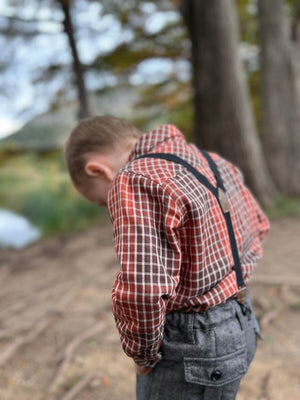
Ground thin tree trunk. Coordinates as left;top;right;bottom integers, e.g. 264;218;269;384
258;0;300;195
180;0;277;207
59;0;90;119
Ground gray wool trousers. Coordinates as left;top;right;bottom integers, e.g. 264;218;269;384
136;290;262;400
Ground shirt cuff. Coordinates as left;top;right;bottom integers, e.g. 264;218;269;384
133;351;162;369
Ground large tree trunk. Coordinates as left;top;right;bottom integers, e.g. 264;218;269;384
59;0;90;119
180;0;278;206
258;0;300;195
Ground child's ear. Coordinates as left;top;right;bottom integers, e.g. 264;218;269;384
85;161;114;181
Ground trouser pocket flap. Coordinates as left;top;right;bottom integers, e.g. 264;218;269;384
184;348;248;387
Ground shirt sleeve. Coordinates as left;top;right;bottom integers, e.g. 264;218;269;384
233;164;270;244
108;172;184;368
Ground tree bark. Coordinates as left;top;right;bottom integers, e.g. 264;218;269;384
180;0;278;206
258;0;300;195
59;0;90;119
291;0;300;41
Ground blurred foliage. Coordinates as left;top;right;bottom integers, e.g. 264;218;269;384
132;80;194;139
0;124;69;151
0;151;108;237
237;0;258;45
1;0;299;133
93;22;188;74
265;196;300;220
2;0;286;143
1;0;300;243
285;0;299;18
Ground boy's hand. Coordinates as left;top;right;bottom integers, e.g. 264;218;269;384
134;362;153;376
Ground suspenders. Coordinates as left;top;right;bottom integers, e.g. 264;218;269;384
135;151;247;304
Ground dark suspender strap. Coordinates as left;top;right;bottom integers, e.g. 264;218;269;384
199;150;245;290
135;152;246;297
200;149;225;192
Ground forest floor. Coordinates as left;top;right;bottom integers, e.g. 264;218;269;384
0;216;300;400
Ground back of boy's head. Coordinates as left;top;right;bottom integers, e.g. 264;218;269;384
64;115;143;187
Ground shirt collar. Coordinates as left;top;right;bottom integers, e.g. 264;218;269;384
128;124;186;162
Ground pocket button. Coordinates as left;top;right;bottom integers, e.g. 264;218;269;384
210;369;222;382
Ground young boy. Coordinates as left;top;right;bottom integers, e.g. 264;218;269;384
64;115;270;400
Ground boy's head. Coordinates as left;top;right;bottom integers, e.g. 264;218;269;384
64;115;143;206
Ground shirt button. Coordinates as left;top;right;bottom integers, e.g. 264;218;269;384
210;369;222;381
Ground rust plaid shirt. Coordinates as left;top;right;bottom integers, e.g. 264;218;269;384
107;124;270;368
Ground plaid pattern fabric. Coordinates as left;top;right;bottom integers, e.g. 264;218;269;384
107;124;270;368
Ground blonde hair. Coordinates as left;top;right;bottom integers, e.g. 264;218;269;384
64;115;143;186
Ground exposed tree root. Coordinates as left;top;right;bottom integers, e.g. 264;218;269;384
0;314;55;367
0;281;80;321
261;371;272;400
45;321;106;400
60;374;96;400
257;282;299;329
260;309;281;330
0;286;79;366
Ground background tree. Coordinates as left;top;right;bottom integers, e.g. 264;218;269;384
1;0;299;205
180;0;277;206
0;0;189;126
58;0;90;118
258;0;300;195
0;0;89;121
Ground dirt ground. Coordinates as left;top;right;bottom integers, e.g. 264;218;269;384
0;215;299;400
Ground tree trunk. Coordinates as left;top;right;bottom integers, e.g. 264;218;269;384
258;0;300;195
59;0;90;119
180;0;278;206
